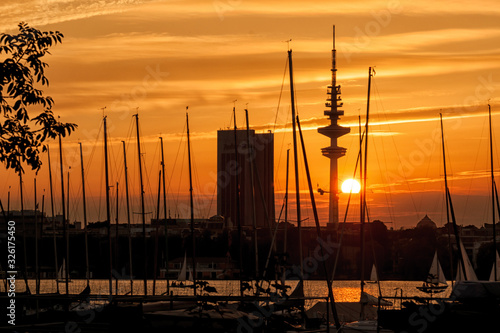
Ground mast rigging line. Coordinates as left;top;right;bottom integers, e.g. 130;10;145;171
489;103;498;281
288;49;304;281
108;133;121;194
137;123;158;223
273;55;289;133
331;126;365;282
123;117;139;223
104;118;127;224
440;113;468;281
71;119;108;224
186;109;197;296
371;76;415;224
274;105;291;201
359;67;373;322
417;121;441;219
365;203;383;297
190;143;211;219
228;108;234;131
461;115;488;224
146;140;162;220
91;117;126;226
171;121;187;218
134;113;148;296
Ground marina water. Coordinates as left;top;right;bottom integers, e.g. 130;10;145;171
8;279;452;309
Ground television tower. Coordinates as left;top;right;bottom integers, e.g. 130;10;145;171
318;25;350;227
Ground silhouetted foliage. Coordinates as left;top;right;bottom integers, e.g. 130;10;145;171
0;22;76;174
395;226;438;280
476;241;500;279
370;220;389;245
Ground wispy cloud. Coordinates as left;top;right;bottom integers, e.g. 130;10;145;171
249;103;500;135
340;28;500;54
0;0;157;31
370;168;497;193
402;0;500;15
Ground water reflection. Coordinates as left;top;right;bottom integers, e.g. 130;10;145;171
12;279;452;302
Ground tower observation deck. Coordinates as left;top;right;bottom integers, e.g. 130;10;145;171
317;26;350;228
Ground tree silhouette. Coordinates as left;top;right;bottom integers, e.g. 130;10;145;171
0;22;76;174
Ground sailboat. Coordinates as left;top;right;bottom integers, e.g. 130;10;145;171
378;113;500;333
170;253;194;289
57;258;71;283
455;241;478;282
488;103;500;282
489;251;500;281
177;254;187;282
416;251;448;294
367;264;378;284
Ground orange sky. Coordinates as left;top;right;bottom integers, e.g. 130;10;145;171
1;0;500;229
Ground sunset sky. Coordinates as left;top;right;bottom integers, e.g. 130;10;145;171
1;0;500;229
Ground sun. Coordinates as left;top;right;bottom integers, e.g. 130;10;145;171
341;179;361;194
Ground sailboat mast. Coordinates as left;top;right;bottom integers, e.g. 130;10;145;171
67;169;70;225
232;105;244;296
103;116;113;296
186;109;197;296
245;108;259;281
489;104;497;281
360;68;373;313
358;114;363;285
153;170;161;296
115;181;119;295
122;140;134;294
284;148;289;256
495;182;500;248
19;172;30;294
297;116;341;329
0;200;7;291
47;146;59;294
39;191;44;279
34;178;39;294
440;114;467;280
160;136;169;293
58;133;69;295
288;49;304;281
442;128;454;286
79;143;90;286
40;192;45;284
135;113;148;296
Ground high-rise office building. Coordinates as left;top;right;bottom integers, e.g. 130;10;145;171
217;129;274;229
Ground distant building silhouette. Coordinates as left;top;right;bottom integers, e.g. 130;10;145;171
416;214;437;229
163;256;239;280
216;129;274;229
